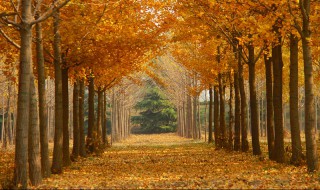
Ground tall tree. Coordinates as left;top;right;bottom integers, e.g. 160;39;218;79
51;9;64;174
248;44;261;155
208;86;213;143
264;54;275;160
289;34;302;165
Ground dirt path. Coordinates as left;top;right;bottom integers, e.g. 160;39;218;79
36;134;319;189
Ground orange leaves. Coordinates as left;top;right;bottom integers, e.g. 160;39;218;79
28;133;320;189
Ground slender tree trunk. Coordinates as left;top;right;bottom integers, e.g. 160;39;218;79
35;10;50;177
289;34;302;165
272;31;285;163
72;81;80;158
208;86;213;143
301;0;318;171
14;1;32;186
62;66;71;166
86;75;95;153
238;47;249;152
234;71;241;151
97;90;103;142
214;86;220;148
248;45;261;155
79;80;86;157
51;9;64;174
229;72;234;150
264;54;275;160
7;83;12;145
102;91;107;145
28;75;42;186
218;74;226;148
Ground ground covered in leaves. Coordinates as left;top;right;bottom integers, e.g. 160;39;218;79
2;133;320;189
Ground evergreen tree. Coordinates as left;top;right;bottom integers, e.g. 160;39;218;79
132;83;177;133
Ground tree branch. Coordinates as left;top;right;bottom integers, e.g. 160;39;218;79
0;28;21;49
30;0;71;25
10;0;22;21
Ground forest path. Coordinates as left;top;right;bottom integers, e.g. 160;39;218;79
38;134;320;189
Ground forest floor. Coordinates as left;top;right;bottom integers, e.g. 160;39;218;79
1;133;320;189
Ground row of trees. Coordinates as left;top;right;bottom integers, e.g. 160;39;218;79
170;0;319;172
0;0;174;188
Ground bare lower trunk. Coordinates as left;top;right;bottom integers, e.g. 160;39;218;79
86;75;95;153
248;45;261;155
264;54;275;160
51;10;64;174
229;73;234;150
28;75;42;186
272;34;285;163
218;74;226;148
14;2;32;186
35;15;50;177
102;91;107;144
289;34;302;165
234;71;241;151
214;86;220;148
238;47;249;152
72;81;80;158
61;67;71;166
79;80;86;157
208;86;213;143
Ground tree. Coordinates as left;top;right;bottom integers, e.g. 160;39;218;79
132;82;177;134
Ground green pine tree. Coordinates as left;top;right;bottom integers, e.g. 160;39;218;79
132;83;177;134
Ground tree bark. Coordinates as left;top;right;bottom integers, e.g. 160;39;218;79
218;74;226;148
35;9;50;177
72;81;80;158
28;75;42;186
208;86;213;143
289;34;303;165
300;0;318;171
62;66;71;166
229;72;234;150
238;47;249;152
102;91;107;144
213;86;220;148
264;54;275;160
14;0;32;186
86;75;95;153
79;80;86;157
272;31;285;163
248;45;261;155
51;9;64;174
234;71;241;151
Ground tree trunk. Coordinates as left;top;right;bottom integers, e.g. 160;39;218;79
238;47;249;152
208;86;213;143
72;81;80;158
14;1;32;186
218;74;226;148
301;0;318;171
272;32;285;163
234;71;241;151
28;75;42;186
214;86;220;148
97;90;103;142
289;34;302;165
35;11;50;177
264;54;275;160
102;91;107;145
79;80;86;157
86;75;95;153
62;66;71;166
51;10;64;174
248;45;261;155
229;72;234;150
